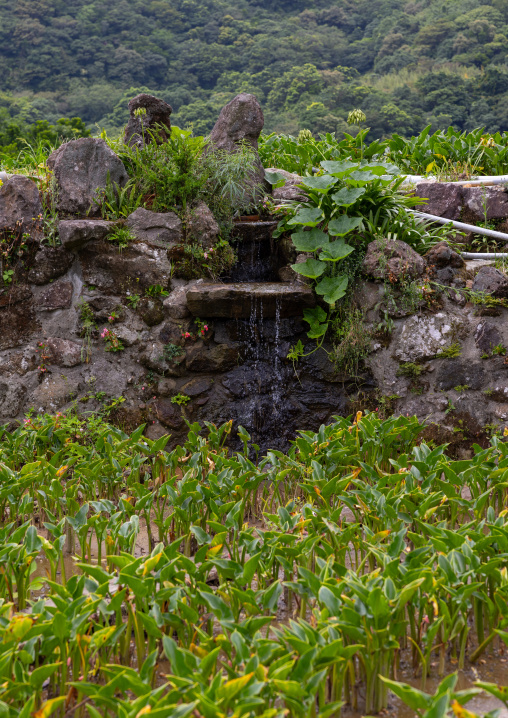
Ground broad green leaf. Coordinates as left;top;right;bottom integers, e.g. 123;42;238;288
475;680;508;705
30;662;61;690
290;259;327;279
348;170;380;183
379;676;431;711
315;275;349;304
265;170;287;188
291;228;329;253
319;240;354;262
300;175;337;192
327;215;363;237
287;207;324;227
303;306;327;325
320;160;358;176
32;698;66;718
332;186;366;206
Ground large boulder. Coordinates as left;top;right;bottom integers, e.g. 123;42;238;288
475;321;504;355
425;241;465;269
38;281;74;311
0;176;43;240
47;138;129;217
472;266;508;298
207;93;268;207
126;208;182;247
413;182;463;220
163;285;191;319
363;239;425;281
124;93;172;148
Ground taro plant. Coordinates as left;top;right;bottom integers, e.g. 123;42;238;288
269;157;421;358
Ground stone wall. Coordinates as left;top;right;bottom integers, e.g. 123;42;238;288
2;95;508;452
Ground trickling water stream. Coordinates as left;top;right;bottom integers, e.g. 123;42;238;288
186;220;350;452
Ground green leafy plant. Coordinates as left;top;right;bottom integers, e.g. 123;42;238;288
171;392;191;405
145;284;169;298
107;225;135;249
397;362;426;378
437;342;462;358
162;343;185;363
126;293;141;309
100;327;124;352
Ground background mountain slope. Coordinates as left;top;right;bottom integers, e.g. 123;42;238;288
1;0;508;140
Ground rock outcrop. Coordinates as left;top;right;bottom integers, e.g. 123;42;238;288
47;138;129;216
124;93;172;148
207;93;268;207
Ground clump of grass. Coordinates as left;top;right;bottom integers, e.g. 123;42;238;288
437;342;462;358
396;362;425;378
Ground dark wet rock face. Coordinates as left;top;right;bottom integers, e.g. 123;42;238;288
227;221;280;282
28;247;74;285
0;286;39;349
124;93;172;148
47;138;128;216
0;176;43;240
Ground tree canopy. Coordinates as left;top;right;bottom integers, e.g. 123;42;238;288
1;0;508;141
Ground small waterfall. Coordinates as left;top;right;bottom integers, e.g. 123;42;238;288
187;220;346;452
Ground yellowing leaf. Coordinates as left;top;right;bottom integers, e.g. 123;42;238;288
33;697;66;718
218;673;254;702
136;708;152;717
142;552;163;576
207;544;223;558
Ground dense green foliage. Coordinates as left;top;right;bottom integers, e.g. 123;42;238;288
260;126;508;178
1;410;508;715
1;0;508;140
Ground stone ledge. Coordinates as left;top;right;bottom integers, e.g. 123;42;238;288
186;282;315;318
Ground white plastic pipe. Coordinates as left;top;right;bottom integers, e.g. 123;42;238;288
461;252;508;259
400;174;508;187
409;210;508;242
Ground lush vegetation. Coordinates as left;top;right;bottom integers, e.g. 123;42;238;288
260;125;508;179
1;0;508;142
0;410;508;716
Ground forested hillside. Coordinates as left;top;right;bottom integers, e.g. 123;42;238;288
1;0;508;144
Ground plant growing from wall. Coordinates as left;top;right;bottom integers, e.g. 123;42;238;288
101;327;124;352
273;157;422;362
